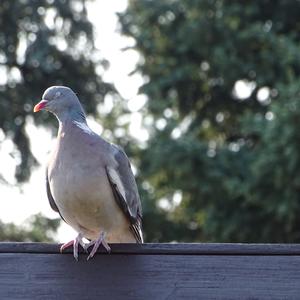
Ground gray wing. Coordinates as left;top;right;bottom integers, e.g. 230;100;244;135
46;167;65;222
106;145;143;243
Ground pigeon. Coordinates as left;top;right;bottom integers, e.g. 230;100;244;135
33;86;143;260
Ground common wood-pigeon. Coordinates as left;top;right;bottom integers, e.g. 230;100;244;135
34;86;143;260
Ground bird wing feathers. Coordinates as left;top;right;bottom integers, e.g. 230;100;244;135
106;145;143;243
46;167;66;222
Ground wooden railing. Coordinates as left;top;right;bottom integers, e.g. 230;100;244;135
0;243;300;299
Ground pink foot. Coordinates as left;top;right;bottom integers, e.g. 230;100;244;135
86;231;111;260
60;233;86;261
60;240;74;253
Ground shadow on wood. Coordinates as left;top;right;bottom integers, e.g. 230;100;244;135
0;243;300;299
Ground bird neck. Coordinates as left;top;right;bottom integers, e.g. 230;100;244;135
57;110;89;139
57;107;87;124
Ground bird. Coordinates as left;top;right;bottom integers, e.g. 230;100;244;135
33;86;143;260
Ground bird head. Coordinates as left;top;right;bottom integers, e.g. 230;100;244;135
33;86;85;122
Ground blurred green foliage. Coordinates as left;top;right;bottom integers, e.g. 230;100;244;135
0;213;60;242
119;0;300;242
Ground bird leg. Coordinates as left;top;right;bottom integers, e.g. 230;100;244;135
86;231;111;260
60;233;86;261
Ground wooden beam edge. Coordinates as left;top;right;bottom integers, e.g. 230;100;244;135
0;243;300;255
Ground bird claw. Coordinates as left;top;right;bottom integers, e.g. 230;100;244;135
60;240;74;253
60;232;110;260
86;231;111;260
60;233;86;260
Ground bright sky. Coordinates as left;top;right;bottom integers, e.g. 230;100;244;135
0;1;146;242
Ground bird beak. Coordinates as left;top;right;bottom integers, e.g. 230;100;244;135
33;100;48;112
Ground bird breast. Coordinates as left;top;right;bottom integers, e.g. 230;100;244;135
48;138;125;238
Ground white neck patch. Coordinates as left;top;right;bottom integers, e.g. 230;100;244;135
73;120;93;135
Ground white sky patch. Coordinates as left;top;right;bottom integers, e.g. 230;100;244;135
157;191;183;212
129;112;149;141
164;108;173;118
171;115;194;139
9;67;23;83
16;33;27;65
44;8;57;30
155;118;167;131
0;52;6;64
97;93;114;115
0;139;18;184
25;116;54;164
173;190;182;207
171;128;181;139
233;80;256;100
0;129;5;141
0;66;8;85
158;198;171;211
128;94;147;112
87;0;146;110
0;167;56;223
86;116;104;135
265;111;274;121
257;87;271;105
57;222;77;241
56;38;68;52
216;112;224;123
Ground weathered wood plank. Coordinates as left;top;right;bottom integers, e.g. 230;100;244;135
0;242;300;255
0;252;299;299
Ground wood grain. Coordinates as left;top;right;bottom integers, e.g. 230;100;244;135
0;242;300;255
0;243;299;299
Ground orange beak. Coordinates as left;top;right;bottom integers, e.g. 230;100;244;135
33;100;48;112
